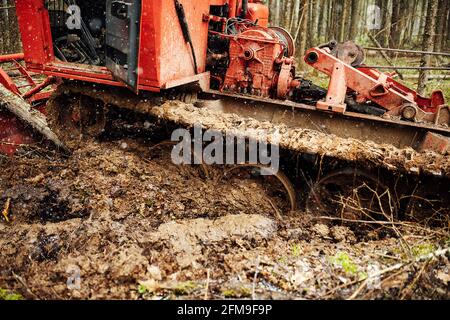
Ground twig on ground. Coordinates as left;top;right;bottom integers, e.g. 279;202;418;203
312;216;448;236
327;247;450;299
268;199;283;221
400;259;430;300
204;268;210;300
12;271;40;300
252;255;261;300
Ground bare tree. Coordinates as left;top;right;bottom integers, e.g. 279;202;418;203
298;0;310;70
435;0;448;53
349;0;360;40
417;0;439;95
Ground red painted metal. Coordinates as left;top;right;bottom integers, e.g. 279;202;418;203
357;67;445;114
14;0;270;92
228;0;238;17
0;66;20;95
0;110;37;156
246;1;269;27
0;53;55;103
15;0;212;92
419;132;450;155
15;0;54;67
0;53;24;63
22;76;56;100
305;47;448;122
222;26;296;98
0;53;55;155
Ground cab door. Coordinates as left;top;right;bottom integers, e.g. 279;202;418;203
105;0;141;91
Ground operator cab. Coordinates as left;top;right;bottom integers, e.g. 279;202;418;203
46;0;140;89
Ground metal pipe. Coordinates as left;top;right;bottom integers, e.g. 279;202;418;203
363;47;450;57
0;53;24;63
22;76;56;100
241;0;248;18
358;66;450;71
228;0;237;17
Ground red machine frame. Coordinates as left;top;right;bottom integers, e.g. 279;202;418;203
0;53;55;155
304;47;449;126
0;53;55;104
15;0;269;93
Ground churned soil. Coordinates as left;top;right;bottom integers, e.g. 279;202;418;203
0;139;448;300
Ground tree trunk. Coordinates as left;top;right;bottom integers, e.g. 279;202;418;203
289;0;301;34
419;0;429;36
283;0;293;29
327;0;335;40
434;0;447;52
398;0;409;47
339;0;351;42
273;0;281;26
318;0;327;43
298;0;310;70
417;0;439;95
381;0;392;47
445;3;450;50
308;0;319;46
390;0;401;47
349;0;360;41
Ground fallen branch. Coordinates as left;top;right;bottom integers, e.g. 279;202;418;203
367;34;405;80
0;84;67;152
312;216;448;236
345;247;450;299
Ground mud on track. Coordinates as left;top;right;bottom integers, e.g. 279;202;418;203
0;139;449;300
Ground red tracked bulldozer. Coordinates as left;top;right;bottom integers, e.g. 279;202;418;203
1;0;449;219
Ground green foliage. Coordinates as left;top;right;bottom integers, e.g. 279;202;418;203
173;281;197;295
291;244;303;257
331;252;358;274
330;252;367;280
222;289;237;298
137;284;148;295
221;286;251;298
0;288;24;300
411;242;436;258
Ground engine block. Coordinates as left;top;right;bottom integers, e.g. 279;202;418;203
222;26;298;99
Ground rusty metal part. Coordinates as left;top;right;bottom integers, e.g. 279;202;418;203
276;59;295;99
418;132;450;155
305;168;397;222
329;41;365;67
304;46;450;127
269;26;295;57
220;25;297;99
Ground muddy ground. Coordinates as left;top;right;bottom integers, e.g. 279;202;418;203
0;139;449;300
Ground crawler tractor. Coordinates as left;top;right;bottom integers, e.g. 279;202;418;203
1;0;450;220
